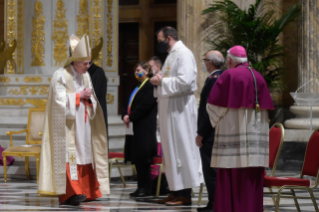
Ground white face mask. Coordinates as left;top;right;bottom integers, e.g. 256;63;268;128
202;61;209;74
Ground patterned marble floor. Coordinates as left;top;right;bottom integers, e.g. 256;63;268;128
0;172;318;212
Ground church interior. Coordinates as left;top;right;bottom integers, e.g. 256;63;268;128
0;0;319;211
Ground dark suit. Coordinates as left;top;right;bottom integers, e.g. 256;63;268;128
122;80;158;189
197;70;222;209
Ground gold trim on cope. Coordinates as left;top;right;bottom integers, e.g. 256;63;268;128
107;93;114;104
24;76;42;83
16;0;24;74
31;0;45;66
52;0;68;66
77;0;90;37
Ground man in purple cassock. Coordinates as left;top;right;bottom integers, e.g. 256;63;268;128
206;46;274;212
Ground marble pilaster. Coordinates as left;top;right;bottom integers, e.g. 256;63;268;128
284;1;319;141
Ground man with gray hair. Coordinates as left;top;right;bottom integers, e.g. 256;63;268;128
206;46;273;212
196;51;223;212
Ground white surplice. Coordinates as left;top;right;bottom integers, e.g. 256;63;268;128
155;41;203;191
63;66;97;165
206;104;269;168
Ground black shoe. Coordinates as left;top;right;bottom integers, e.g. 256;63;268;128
66;194;87;206
197;206;213;212
134;188;151;197
129;188;141;197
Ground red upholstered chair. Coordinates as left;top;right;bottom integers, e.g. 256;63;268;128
264;123;285;204
109;151;136;187
264;128;319;212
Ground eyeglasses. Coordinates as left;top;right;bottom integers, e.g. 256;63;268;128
79;62;92;67
203;59;211;62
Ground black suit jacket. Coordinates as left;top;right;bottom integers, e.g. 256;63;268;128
197;70;223;143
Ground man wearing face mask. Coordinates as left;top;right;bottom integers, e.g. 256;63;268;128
150;26;204;206
148;56;162;75
196;51;224;212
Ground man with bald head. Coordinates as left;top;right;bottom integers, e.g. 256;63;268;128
196;51;224;212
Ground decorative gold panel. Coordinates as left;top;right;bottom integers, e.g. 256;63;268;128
8;86;49;95
106;0;113;67
77;0;90;37
107;93;114;104
90;0;102;66
0;77;11;83
0;99;47;108
24;76;42;83
5;0;17;74
52;0;68;66
31;0;45;66
16;0;24;74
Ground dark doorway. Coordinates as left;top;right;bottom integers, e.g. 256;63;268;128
153;21;177;65
118;22;139;115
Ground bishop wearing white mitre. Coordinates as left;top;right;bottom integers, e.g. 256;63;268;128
38;34;109;206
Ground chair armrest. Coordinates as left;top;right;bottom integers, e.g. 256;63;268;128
6;129;28;147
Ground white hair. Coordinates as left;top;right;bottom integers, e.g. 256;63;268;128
227;50;247;65
207;52;224;69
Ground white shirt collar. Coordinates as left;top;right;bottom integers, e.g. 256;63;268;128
208;69;221;77
169;40;184;53
71;65;82;78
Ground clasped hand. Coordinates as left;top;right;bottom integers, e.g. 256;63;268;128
79;88;92;100
123;115;130;128
150;74;162;86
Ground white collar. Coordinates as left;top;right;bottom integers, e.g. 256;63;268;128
71;65;82;78
208;69;221;77
169;40;184;53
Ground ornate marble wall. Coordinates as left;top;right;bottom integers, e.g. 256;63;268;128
0;0;119;115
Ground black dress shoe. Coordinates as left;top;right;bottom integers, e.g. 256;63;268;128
134;188;151;197
129;188;141;197
66;194;87;206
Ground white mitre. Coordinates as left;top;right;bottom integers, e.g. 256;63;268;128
65;34;91;67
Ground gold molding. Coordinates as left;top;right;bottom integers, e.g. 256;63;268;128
90;0;103;66
52;0;68;66
77;0;90;37
107;93;114;104
0;99;47;108
24;76;42;83
31;0;45;66
16;0;24;74
0;77;11;83
5;0;17;74
8;86;49;95
106;0;113;67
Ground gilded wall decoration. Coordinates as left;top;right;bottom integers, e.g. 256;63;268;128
8;86;49;95
0;77;11;83
90;0;103;66
0;98;47;108
16;0;24;74
52;0;68;66
5;0;17;74
107;93;114;104
31;0;45;66
77;0;90;37
23;76;42;83
106;0;113;67
0;39;17;75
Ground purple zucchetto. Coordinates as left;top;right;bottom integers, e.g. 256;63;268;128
229;45;247;58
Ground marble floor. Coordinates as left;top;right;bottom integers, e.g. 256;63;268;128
0;172;318;212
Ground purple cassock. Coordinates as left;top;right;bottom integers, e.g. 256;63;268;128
0;146;15;166
207;62;274;110
207;59;273;212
